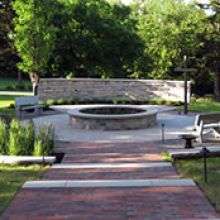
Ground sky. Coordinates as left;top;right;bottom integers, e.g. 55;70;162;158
121;0;210;5
120;0;212;14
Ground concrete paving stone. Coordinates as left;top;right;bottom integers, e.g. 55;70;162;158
23;179;195;188
52;162;172;169
0;155;56;164
23;180;67;188
32;110;195;143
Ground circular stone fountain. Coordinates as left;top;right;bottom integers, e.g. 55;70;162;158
68;105;157;130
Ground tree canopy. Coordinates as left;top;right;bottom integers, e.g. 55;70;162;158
13;0;146;78
133;0;206;79
0;0;217;96
0;0;19;78
12;0;59;76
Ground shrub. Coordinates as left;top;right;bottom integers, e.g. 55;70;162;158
16;83;25;90
33;124;54;156
57;98;68;105
67;99;74;105
46;99;55;106
9;103;15;109
165;100;172;106
8;119;27;155
5;85;13;91
173;101;183;106
0;119;8;154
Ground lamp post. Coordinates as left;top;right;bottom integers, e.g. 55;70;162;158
200;146;210;183
175;56;196;115
161;123;165;144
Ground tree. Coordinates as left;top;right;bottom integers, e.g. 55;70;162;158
0;0;20;79
13;0;59;94
47;0;146;78
12;0;147;81
133;0;206;79
198;0;220;99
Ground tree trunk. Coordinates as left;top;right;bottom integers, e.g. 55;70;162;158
17;72;21;81
214;62;220;101
214;72;220;101
29;73;40;96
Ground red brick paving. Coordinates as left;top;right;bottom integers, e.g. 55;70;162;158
59;142;164;163
2;141;220;219
2;187;219;220
43;166;178;180
63;152;163;163
55;142;164;155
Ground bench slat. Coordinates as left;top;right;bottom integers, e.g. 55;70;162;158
15;96;39;106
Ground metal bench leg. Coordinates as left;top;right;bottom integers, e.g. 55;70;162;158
185;139;193;149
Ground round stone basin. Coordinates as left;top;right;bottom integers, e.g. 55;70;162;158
68;105;157;130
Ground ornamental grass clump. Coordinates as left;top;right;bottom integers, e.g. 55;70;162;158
8;119;27;155
0;119;8;154
0;119;54;156
33;124;54;156
24;120;35;155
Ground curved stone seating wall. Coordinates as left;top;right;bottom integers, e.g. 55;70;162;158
38;78;191;102
68;105;157;130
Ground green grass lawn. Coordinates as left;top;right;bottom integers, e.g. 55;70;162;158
0;164;47;214
0;94;32;108
175;158;220;211
0;95;19;108
0;79;16;90
0;93;31;113
189;97;220;112
0;78;32;91
0;95;18;116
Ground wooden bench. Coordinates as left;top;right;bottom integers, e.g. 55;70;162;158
15;96;42;119
193;113;220;143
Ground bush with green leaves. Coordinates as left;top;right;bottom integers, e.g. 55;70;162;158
0;119;8;154
33;124;54;156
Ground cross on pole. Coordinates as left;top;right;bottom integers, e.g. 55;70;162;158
175;56;197;115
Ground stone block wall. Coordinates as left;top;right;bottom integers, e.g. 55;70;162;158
38;78;191;102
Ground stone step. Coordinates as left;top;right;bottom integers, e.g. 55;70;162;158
52;162;172;169
23;179;195;189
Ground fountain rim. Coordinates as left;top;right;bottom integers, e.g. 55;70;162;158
67;105;157;120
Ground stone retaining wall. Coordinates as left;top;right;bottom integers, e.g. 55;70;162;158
38;78;191;102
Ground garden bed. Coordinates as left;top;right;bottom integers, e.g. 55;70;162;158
0;119;55;159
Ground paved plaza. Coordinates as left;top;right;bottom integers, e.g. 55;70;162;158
2;107;220;219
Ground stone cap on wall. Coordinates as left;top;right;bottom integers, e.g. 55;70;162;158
39;78;191;84
38;78;191;102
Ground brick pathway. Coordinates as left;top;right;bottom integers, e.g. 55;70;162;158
2;142;220;220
